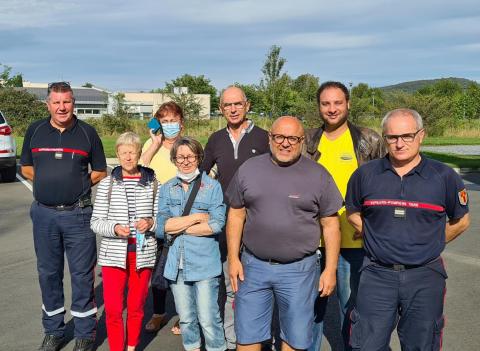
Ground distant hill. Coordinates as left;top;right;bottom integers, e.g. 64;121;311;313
379;78;478;93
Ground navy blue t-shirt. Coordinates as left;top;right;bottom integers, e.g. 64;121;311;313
345;156;469;265
20;117;106;206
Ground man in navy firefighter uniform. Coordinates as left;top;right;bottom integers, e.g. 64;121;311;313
21;82;107;351
345;108;470;351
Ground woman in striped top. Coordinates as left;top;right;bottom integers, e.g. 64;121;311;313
91;132;158;351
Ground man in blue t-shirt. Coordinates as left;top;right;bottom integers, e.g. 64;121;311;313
345;108;470;351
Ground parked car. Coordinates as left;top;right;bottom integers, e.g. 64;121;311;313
0;111;17;182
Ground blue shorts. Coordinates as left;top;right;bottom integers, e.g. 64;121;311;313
235;250;319;349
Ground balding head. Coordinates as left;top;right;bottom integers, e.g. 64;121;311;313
220;85;250;128
270;116;305;137
269;116;305;166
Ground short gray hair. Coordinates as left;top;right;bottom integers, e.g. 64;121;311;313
219;85;248;106
115;132;142;154
170;137;204;164
381;108;423;133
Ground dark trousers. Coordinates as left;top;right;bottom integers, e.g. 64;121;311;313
31;201;97;339
151;238;168;315
350;257;446;351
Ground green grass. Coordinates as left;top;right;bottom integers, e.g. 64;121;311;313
423;137;480;146
423;152;480;169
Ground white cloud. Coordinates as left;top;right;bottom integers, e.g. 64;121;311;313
279;32;379;50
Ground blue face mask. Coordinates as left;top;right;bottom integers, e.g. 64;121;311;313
161;122;181;139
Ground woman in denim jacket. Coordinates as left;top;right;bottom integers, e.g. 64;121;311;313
156;137;226;351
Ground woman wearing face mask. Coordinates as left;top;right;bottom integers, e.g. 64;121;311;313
141;101;184;334
156;137;226;351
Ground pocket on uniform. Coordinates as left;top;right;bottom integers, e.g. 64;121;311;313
349;308;362;349
432;315;445;351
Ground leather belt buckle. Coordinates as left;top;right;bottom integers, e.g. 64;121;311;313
55;205;66;211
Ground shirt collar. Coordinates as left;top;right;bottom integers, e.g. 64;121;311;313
47;115;79;134
380;154;429;179
226;119;254;137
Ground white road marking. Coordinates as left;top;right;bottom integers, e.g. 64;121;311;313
16;173;32;192
443;251;480;267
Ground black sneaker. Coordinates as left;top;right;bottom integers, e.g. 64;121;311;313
72;338;95;351
38;334;64;351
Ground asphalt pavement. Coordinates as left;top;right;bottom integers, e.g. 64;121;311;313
0;167;479;351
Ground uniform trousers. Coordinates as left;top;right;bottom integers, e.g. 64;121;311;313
350;257;446;351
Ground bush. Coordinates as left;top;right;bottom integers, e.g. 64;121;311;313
85;114;132;136
0;88;48;134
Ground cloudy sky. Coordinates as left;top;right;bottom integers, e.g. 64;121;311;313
1;0;479;91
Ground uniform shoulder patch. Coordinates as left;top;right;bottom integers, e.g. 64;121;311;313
458;188;468;206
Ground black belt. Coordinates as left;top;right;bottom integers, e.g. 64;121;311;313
37;197;92;211
244;247;316;265
38;201;80;211
371;260;424;271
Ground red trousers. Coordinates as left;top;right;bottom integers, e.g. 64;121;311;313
102;251;152;351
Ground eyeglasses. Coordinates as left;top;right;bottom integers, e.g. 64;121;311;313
269;133;304;145
222;101;246;110
47;81;72;94
383;129;423;144
174;155;198;164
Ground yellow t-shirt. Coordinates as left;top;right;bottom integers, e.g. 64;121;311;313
318;129;362;248
140;139;177;184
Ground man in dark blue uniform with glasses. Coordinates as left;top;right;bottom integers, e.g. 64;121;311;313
21;82;107;351
345;108;470;351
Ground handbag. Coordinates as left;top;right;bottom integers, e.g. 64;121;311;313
151;175;202;289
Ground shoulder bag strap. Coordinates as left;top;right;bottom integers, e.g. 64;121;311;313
182;175;202;216
167;175;202;246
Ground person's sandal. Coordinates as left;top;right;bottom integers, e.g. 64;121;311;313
171;319;181;335
145;314;167;332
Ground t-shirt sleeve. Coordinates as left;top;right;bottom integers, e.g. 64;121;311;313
89;129;107;171
445;168;469;219
318;171;343;217
224;169;244;208
20;123;35;166
345;168;363;213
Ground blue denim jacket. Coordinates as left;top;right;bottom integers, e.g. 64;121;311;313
156;172;226;282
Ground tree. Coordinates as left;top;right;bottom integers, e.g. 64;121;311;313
292;74;319;103
417;79;463;97
0;88;48;134
82;82;93;88
234;83;265;113
260;45;287;117
158;74;219;111
0;64;23;87
169;93;203;126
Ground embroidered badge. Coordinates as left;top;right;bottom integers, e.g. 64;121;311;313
458;188;468;206
340;153;353;161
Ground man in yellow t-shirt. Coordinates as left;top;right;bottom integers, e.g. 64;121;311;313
304;81;386;351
